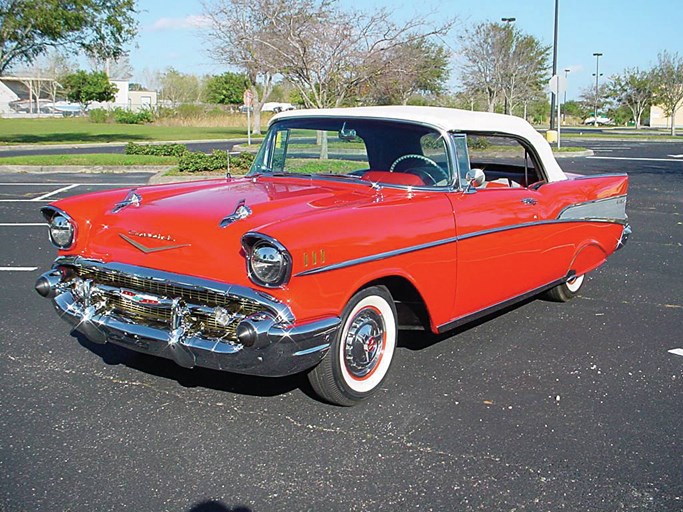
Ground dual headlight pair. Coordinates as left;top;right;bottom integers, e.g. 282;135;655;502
41;208;291;288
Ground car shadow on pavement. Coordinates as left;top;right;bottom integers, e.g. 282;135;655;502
187;500;251;512
73;331;309;399
398;296;539;351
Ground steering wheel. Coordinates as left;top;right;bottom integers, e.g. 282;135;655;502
390;154;441;172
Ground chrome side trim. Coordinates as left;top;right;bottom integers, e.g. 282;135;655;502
557;194;627;223
295;216;627;277
437;275;570;333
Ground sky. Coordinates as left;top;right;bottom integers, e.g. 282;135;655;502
129;0;683;101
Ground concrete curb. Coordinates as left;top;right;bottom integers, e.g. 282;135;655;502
0;165;169;174
0;138;261;152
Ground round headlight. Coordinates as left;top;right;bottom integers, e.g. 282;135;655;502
48;214;75;249
251;243;286;285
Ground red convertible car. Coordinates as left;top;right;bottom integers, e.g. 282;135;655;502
35;106;630;405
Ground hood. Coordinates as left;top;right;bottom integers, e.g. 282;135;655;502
65;176;380;284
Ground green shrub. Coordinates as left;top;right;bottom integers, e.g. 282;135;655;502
88;108;109;123
178;150;255;174
176;103;204;119
125;142;189;157
113;107;154;124
468;136;491;150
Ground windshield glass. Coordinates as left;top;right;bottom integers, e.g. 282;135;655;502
249;118;452;187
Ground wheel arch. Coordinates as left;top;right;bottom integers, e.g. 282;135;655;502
354;274;432;332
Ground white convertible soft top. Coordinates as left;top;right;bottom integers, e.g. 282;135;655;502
273;106;567;182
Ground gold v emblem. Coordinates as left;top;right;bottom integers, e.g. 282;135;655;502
119;234;190;253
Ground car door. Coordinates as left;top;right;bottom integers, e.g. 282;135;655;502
446;133;547;321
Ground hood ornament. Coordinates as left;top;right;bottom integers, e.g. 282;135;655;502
220;199;252;228
113;189;142;213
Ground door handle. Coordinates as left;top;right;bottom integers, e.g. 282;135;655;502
521;197;537;205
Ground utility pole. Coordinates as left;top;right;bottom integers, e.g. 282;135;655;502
549;0;559;130
563;68;570;123
593;52;603;127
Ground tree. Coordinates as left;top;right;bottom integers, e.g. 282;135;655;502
0;0;137;75
579;83;611;121
459;22;550;114
608;68;654;129
205;72;249;105
366;39;450;105
204;0;282;134
204;0;453;132
652;51;683;136
158;68;204;107
88;54;133;80
62;70;117;109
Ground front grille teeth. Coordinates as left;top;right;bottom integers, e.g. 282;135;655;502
68;266;272;343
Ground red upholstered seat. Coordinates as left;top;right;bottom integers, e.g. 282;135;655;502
360;170;425;186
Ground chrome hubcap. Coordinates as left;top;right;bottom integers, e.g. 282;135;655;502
344;308;385;378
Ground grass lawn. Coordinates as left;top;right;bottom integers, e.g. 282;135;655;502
0;117;249;145
0;154;177;166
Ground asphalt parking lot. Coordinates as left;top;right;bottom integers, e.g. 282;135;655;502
1;140;681;511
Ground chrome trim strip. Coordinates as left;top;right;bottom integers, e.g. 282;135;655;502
557;194;627;222
52;256;295;323
295;217;627;277
293;343;331;357
437;275;570;333
569;173;628;181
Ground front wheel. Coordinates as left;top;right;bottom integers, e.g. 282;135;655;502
308;286;397;406
543;274;585;302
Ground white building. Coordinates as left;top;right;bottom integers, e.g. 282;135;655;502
649;102;683;128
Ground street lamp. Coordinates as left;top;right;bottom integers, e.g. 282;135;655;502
593;52;603;127
501;17;516;23
563;68;570;123
549;0;559;130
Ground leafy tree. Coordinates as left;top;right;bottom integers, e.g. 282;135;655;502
205;72;249;105
158;68;204;107
0;0;137;75
367;39;450;105
459;22;550;114
62;70;117;109
652;51;683;136
204;0;453;132
579;83;612;121
608;68;654;129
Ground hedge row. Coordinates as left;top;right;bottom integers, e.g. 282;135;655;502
178;150;256;174
125;142;189;157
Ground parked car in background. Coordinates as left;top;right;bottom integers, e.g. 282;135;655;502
583;115;613;125
261;102;296;113
35;106;630;406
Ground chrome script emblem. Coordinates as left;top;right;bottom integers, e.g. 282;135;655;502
119;232;190;253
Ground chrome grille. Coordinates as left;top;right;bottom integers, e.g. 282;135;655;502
71;265;270;342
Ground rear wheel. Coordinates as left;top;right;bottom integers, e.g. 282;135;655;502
543;274;585;302
308;286;397;406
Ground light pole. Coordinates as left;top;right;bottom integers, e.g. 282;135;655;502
549;0;559;130
563;68;570;123
501;17;516;115
593;52;603;127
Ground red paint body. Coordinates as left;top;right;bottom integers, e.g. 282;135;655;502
52;171;628;332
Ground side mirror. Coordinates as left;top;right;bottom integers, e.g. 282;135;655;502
464;168;485;193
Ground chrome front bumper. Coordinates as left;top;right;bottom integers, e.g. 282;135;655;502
36;258;339;377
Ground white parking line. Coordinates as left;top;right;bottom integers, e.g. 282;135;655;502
0;266;38;271
0;223;47;226
32;184;79;201
668;348;683;357
587;156;683;163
